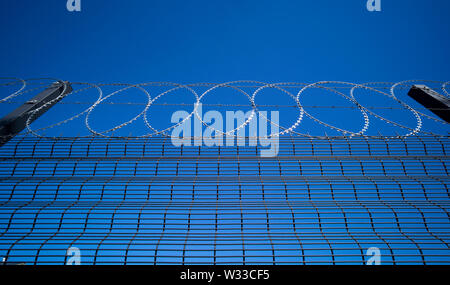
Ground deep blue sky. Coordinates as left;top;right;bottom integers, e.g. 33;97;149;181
0;0;449;137
1;0;449;83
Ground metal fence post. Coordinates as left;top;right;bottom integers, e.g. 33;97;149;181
0;81;72;146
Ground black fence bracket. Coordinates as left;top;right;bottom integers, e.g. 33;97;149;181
0;81;72;147
408;84;450;123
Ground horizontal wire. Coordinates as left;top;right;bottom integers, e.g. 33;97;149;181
4;100;449;112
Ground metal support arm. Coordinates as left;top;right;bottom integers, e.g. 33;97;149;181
0;81;72;146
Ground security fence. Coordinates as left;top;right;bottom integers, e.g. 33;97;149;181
0;79;448;264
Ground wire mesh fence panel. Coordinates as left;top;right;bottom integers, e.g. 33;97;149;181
0;135;448;265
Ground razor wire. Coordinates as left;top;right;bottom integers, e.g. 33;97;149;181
0;78;449;140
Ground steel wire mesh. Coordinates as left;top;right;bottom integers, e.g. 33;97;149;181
0;135;448;265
